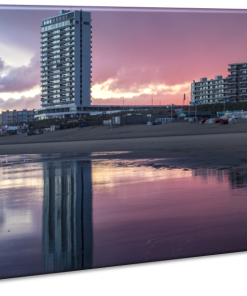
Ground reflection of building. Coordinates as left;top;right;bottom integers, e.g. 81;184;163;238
228;169;247;189
43;160;92;272
192;168;225;183
192;168;247;189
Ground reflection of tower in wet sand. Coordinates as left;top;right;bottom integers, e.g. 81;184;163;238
43;161;92;272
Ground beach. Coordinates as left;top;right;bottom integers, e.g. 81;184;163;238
0;120;247;168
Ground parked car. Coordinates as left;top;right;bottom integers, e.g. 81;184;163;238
200;118;209;124
220;119;228;125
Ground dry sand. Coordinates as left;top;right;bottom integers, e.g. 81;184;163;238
0;120;247;168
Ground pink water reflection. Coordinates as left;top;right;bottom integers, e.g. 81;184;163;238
92;163;247;267
1;157;247;279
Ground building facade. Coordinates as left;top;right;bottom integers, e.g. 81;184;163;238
191;62;247;105
35;10;92;120
0;109;35;125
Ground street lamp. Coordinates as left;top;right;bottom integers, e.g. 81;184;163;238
189;102;190;121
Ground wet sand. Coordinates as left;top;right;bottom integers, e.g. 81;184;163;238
0;121;247;168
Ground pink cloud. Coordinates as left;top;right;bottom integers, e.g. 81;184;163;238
2;8;247;108
0;94;40;112
92;91;190;106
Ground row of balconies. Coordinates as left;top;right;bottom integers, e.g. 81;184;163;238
42;59;74;67
41;67;75;77
41;100;75;107
4;112;30;115
40;42;74;52
41;33;75;44
41;71;92;84
41;55;74;64
228;65;247;71
229;72;247;77
41;62;74;72
41;76;74;84
41;26;75;37
41;66;91;78
42;81;74;89
194;80;226;86
194;89;236;95
42;89;74;96
227;80;238;84
37;107;72;114
42;87;74;95
41;48;75;59
42;94;74;100
193;82;247;94
42;56;75;65
42;77;75;85
194;93;237;99
41;45;75;56
41;79;76;88
195;86;225;91
41;41;75;50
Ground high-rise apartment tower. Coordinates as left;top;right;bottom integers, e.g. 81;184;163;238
35;10;92;120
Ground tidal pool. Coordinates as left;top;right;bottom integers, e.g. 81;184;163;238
1;154;247;279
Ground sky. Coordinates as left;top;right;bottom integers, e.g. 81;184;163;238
1;6;247;110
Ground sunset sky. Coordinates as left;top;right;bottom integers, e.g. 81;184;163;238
1;5;247;111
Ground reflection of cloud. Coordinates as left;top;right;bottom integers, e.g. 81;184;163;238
1;209;33;238
92;161;191;187
0;199;5;230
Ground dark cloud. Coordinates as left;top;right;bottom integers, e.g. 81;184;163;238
0;54;40;93
0;94;40;112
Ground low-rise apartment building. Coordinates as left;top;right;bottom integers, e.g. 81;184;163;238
191;62;247;105
0;109;35;125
